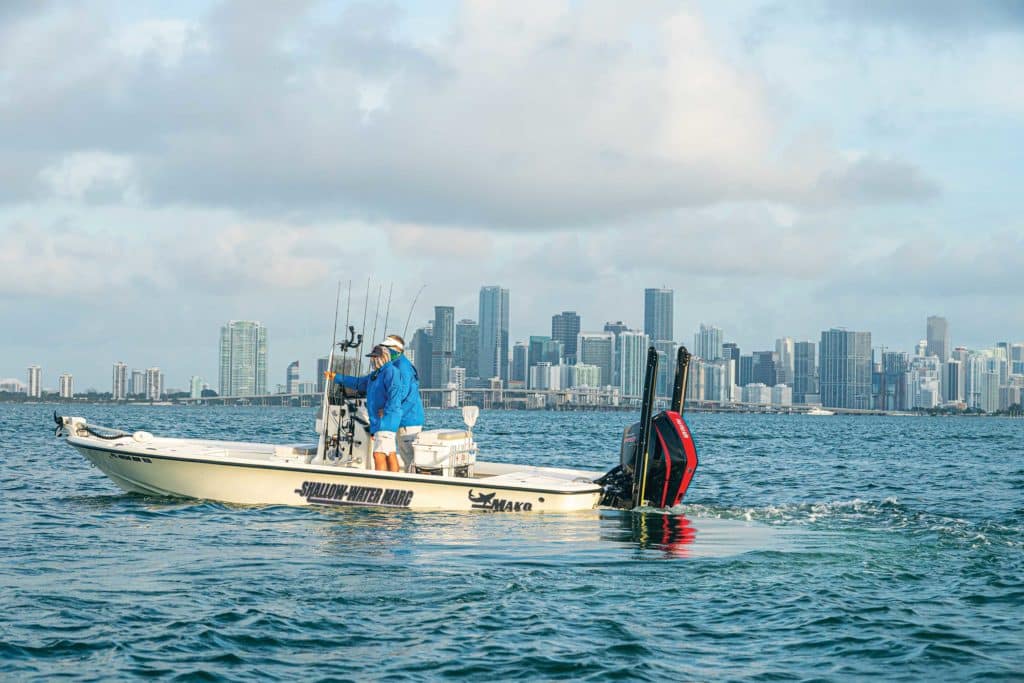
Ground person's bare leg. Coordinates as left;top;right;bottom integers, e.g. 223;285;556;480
386;452;400;472
373;452;388;470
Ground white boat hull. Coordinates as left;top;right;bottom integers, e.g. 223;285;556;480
68;435;603;513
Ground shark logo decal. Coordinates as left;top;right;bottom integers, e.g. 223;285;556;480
468;489;533;512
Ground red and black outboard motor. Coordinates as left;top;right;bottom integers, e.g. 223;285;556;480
599;346;699;509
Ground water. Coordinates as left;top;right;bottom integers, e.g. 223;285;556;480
2;404;1022;681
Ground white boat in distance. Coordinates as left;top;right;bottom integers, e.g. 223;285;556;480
806;407;836;416
56;332;699;512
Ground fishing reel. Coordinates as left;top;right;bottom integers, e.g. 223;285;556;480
338;325;362;351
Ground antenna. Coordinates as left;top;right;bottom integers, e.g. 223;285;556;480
402;284;427;339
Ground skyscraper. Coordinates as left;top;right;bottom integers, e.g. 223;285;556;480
618;330;649;398
603;321;629;387
411;324;433;389
431;306;455;389
694;324;723;361
455;319;479;378
578;332;615;387
112;362;128;400
528;335;551;369
644;288;673;342
654;340;679;397
926;316;950;362
775;337;795;385
511;342;528;384
59;373;73;399
145;367;163;401
27;365;41;398
551;311;581;363
190;376;203;399
478;286;510;381
793;341;818;404
819;328;872;409
131;369;146;396
752;351;777;387
286;361;300;394
219;320;268;397
738;355;754;387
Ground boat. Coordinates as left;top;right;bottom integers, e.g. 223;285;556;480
55;330;699;512
806;407;835;416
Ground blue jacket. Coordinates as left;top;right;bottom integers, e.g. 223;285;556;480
335;362;404;434
393;354;424;428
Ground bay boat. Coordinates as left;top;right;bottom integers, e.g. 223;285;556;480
805;407;835;416
55;330;698;512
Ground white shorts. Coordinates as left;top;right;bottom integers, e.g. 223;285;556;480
372;431;396;453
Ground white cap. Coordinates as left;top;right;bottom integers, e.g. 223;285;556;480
381;335;404;353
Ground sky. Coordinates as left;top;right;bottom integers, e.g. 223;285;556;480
2;0;1022;390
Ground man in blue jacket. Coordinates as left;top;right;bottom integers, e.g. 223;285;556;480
381;334;424;470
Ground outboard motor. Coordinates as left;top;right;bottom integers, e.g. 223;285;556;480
599;346;699;509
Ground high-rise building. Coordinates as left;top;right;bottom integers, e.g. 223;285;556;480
1010;343;1024;375
145;367;163;401
411;324;433;389
908;356;941;409
511;342;528;384
881;351;910;411
286;361;300;395
528;335;551;369
775;337;795;385
643;288;673;342
721;342;740;377
542;339;564;366
752;351;777;387
111;362;128;400
219;320;268;397
603;321;629;387
478;286;510;381
551;311;581;363
578;332;615;387
529;362;561;391
569;363;601;388
926;316;950;361
59;373;73;399
431;306;456;389
131;369;146;396
654;340;679;397
793;342;817;404
738;355;754;387
694;324;723;361
190;376;203;399
317;357;329;393
942;360;961;403
27;365;41;398
819;328;872;409
618;330;649;398
455;320;480;378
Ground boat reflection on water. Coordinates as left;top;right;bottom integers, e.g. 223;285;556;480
600;509;697;558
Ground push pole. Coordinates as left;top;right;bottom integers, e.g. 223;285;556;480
631;346;660;508
671;346;692;414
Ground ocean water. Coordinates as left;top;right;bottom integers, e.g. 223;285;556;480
1;404;1021;681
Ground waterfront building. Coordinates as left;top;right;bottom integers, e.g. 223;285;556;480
317;357;328;393
721;342;740;377
130;369;146;396
431;306;456;390
449;367;466;405
686;358;707;402
771;384;792;407
569;363;600;388
0;378;26;393
219;320;268;397
577;332;615;387
511;342;528;384
908;355;941;409
27;365;41;398
926;316;950;362
455;320;479;378
112;362;128;400
478;286;510;381
704;359;734;403
1010;343;1024;375
942;360;961;403
297;381;316;394
914;340;927;357
793;342;818;404
618;330;649;398
643;288;673;342
551;311;581;364
286;361;300;395
59;373;73;399
542;339;564;366
880;351;910;411
190;376;203;399
742;383;771;405
752;351;777;387
528;335;550;369
603;321;630;387
411;324;433;388
775;337;795;385
819;328;872;410
654;339;678;397
145;367;163;401
694;324;723;361
528;362;561;391
738;355;754;387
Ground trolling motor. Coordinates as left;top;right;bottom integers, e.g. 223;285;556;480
598;346;699;509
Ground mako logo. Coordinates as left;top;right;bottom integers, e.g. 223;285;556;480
468;490;533;512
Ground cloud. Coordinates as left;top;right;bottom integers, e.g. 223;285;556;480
823;0;1024;36
0;1;938;229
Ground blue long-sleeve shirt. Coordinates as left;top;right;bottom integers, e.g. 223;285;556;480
393;354;424;428
335;362;405;434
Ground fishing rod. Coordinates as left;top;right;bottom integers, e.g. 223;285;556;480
369;283;383;350
317;281;343;462
381;282;394;338
402;284;427;339
357;276;371;374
